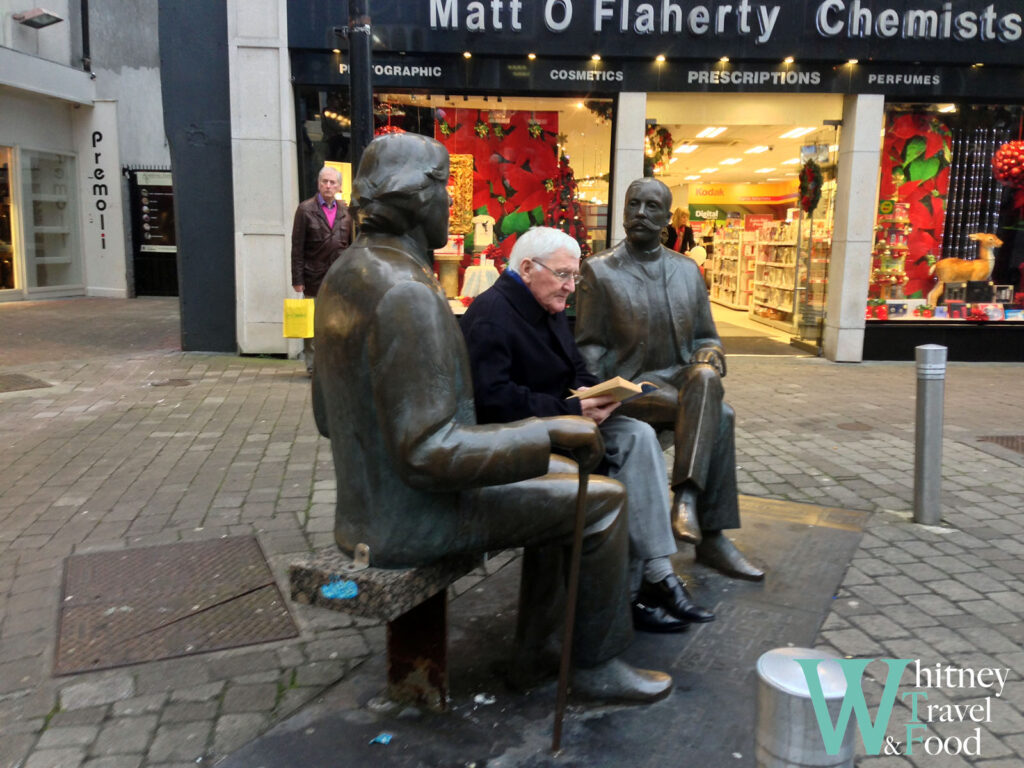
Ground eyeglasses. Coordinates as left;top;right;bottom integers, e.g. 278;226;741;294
531;260;581;283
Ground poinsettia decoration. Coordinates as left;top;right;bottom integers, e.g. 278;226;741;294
436;109;559;285
876;113;953;298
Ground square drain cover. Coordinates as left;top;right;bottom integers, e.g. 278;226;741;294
978;435;1024;455
55;536;298;675
0;373;51;393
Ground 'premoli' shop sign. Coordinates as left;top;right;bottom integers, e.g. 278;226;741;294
290;1;1023;66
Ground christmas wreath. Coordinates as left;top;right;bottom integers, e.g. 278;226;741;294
799;159;823;214
644;124;674;172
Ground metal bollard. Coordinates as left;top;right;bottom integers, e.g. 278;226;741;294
756;647;853;768
913;344;947;525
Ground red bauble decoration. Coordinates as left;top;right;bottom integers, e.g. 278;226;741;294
992;141;1024;188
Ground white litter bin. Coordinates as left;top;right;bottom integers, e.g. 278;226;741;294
756;647;854;768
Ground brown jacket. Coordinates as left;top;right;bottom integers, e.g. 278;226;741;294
290;195;352;297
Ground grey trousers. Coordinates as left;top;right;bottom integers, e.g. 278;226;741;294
599;414;676;588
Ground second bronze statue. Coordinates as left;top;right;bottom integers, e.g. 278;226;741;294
577;177;765;582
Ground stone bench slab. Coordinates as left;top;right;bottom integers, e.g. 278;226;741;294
289;548;481;623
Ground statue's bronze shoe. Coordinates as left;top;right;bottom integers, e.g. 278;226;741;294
639;574;715;623
670;491;701;544
695;533;765;581
573;658;673;703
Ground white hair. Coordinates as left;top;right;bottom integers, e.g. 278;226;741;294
507;227;582;274
318;165;342;183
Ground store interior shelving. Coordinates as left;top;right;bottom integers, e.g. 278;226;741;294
749;220;799;332
793;180;835;345
708;229;752;310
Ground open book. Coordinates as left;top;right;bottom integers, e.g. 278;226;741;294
567;376;659;403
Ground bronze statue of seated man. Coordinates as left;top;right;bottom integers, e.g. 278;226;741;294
312;133;672;702
576;177;764;582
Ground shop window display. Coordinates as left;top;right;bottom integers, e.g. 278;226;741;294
869;105;1024;323
293;90;612;302
21;150;82;289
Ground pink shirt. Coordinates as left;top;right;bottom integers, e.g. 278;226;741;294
318;194;337;229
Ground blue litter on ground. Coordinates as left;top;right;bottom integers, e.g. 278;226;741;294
369;732;393;746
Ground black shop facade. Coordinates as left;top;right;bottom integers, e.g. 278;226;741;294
284;0;1024;362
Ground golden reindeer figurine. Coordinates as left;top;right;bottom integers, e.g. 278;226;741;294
926;232;1003;306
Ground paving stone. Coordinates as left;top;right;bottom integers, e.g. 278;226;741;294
59;678;135;711
302;633;370;662
110;694;166;717
158;701;218;724
91;715;157;755
35;725;98;751
48;707;109;728
849;614;910;640
212;713;269;757
820;627;888;658
23;747;87;768
292;660;346;687
81;757;143;768
231;671;280;684
274;686;321;717
166;681;224;704
221;684;278;714
146;722;212;763
0;733;36;768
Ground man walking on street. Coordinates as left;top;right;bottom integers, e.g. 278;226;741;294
291;165;352;373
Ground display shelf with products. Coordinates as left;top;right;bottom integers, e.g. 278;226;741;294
708;229;751;309
749;220;798;331
792;179;836;346
869;200;910;302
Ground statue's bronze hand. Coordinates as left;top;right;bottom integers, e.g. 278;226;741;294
545;416;605;473
692;347;726;377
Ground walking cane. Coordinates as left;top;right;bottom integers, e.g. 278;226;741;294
551;469;589;754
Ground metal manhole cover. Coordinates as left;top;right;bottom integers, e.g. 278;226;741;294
55;536;297;675
978;435;1024;455
0;373;52;393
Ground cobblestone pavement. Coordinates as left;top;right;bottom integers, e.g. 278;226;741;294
1;298;1022;767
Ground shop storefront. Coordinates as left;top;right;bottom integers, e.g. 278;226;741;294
173;0;1023;359
863;101;1024;360
1;50;129;304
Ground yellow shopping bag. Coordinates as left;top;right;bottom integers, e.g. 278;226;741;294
283;297;315;338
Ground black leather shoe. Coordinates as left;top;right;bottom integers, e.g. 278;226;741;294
573;658;673;703
631;599;689;633
696;533;765;581
639;574;715;623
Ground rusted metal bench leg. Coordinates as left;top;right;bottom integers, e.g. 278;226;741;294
386;589;448;711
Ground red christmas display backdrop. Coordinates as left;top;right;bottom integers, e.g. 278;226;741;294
876;113;953;298
435;109;559;269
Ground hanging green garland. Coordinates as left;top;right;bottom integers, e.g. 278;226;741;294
799;159;823;214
